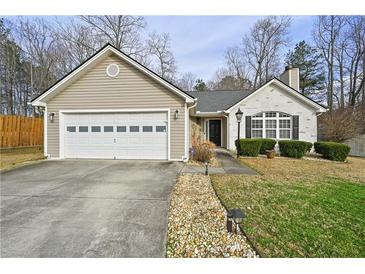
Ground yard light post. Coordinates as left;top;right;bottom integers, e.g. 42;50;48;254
231;208;245;234
235;108;243;158
205;161;209;175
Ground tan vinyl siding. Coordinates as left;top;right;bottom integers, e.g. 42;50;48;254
46;53;186;159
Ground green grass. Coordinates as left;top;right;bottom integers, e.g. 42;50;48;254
211;157;365;257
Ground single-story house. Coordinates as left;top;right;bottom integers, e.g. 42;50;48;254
31;43;327;161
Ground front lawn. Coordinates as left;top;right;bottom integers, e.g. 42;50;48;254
211;156;365;258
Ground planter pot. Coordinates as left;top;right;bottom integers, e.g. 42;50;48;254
266;150;276;159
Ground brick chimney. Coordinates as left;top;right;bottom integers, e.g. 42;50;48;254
279;65;300;91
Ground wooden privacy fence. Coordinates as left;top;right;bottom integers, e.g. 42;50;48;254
0;115;43;148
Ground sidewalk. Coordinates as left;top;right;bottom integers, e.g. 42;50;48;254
181;149;257;175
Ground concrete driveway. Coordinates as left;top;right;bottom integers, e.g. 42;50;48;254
0;160;183;257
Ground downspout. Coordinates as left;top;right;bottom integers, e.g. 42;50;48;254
186;98;198;161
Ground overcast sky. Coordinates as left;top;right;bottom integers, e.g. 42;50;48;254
144;16;316;80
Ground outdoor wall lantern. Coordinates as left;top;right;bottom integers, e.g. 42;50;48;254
49;112;55;122
174;109;179;119
235;108;243;158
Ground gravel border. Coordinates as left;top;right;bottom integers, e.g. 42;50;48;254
166;174;258;258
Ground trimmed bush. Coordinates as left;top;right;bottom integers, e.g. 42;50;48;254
304;141;313;152
278;140;309;158
314;141;351;162
235;139;262;157
259;138;277;154
314;142;324;154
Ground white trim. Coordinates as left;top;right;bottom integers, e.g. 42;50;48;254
106;63;120;77
44;106;48;157
225;78;327;113
32;45;194;105
167;108;171;161
184;103;188;161
58;108;172;161
59;108;170;113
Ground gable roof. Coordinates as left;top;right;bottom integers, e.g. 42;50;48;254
225;78;327;113
187;90;254;112
31;43;195;105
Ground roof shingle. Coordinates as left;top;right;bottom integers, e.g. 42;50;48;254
186;90;254;112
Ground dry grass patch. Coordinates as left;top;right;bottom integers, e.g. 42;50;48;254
0;147;45;171
240;156;365;183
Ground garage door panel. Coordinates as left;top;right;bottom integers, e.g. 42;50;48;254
63;112;168;160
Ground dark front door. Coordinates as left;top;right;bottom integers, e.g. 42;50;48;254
209;120;221;146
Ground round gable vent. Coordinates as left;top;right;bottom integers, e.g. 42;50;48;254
106;64;120;77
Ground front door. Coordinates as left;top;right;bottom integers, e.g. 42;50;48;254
209;120;221;146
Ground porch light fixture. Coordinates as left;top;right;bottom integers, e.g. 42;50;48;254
235;108;243;123
49;112;55;122
174;109;179;119
235;108;243;158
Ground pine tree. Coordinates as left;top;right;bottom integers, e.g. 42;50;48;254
286;40;326;97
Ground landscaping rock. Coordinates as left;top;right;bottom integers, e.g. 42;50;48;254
166;174;258;258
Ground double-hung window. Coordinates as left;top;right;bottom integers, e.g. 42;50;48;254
251;112;292;140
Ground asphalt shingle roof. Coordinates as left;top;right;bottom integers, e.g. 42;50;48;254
186;90;254;112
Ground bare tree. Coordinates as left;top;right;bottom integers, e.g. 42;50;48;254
243;16;292;89
177;72;197;91
53;18;102;74
147;31;177;81
313;16;346;111
13;17;58;94
345;16;365;107
80;16;146;59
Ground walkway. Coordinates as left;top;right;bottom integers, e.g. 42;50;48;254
181;148;257;175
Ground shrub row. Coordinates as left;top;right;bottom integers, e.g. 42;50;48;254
314;141;351;162
235;138;276;157
235;138;312;158
278;140;312;159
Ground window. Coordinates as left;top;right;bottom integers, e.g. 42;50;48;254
279;120;290;129
252;130;263;138
79;126;88;132
104;126;114;132
130;126;139;132
91;126;101;132
156;126;166;132
251;112;291;140
117;126;126;132
280;130;291;139
142;126;153;132
67;126;76;132
252;120;263;129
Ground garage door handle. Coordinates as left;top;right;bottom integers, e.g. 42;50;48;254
114;138;116;143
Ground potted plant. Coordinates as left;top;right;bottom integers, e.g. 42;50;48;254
266;149;276;159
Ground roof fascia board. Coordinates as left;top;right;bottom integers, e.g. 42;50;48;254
108;47;194;103
225;79;326;113
32;44;194;105
32;46;110;104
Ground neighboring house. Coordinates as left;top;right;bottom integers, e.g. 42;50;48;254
31;44;327;161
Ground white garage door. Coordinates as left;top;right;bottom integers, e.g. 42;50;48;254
63;112;168;159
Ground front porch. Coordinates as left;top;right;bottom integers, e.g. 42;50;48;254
190;115;229;149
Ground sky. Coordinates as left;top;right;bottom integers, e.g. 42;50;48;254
144;16;316;80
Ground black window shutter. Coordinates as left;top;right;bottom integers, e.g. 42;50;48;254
292;115;299;140
245;116;252;139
